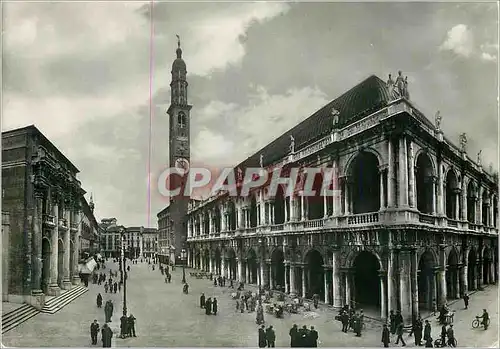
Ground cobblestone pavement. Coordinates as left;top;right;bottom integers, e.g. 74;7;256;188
1;260;498;347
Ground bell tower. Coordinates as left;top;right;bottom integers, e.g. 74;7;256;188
166;35;191;262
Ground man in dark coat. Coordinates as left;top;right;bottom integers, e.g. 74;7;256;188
113;282;117;293
90;319;100;345
414;317;423;346
258;325;267;348
120;314;128;338
289;324;298;347
200;293;206;308
353;313;362;337
212;298;218;315
205;298;212;315
390;310;397;334
423;320;432;342
298;325;309;347
104;300;113;323
309;326;318;347
341;309;349;333
381;323;390;348
395;323;406;346
101;323;113;348
266;325;276;347
463;293;469;309
128;314;136;337
96;294;102;308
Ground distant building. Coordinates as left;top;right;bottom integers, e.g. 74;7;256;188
80;194;99;255
1;125;85;307
99;219;157;258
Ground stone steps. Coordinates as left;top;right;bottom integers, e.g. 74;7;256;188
40;286;88;314
1;304;40;334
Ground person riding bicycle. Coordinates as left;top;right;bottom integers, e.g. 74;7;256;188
446;324;456;347
440;324;447;347
476;309;489;330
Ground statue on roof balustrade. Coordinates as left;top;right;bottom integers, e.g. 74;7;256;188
392;70;406;100
404;76;410;99
477;150;482;166
259;154;264;168
331;107;340;127
289;135;295;154
459;133;467;152
435;110;442;130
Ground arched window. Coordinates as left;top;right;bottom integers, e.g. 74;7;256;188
177;112;186;128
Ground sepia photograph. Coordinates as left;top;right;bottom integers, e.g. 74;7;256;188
1;1;499;347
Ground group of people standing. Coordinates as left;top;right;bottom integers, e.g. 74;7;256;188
289;324;319;347
90;320;113;347
337;304;365;336
199;293;218;315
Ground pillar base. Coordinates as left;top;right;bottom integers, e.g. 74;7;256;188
62;279;73;290
29;290;46;310
47;284;61;296
72;275;81;285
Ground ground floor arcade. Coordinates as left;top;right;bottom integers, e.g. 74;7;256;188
187;235;498;321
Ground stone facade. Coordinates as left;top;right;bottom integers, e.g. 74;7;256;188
2;126;85;307
2;211;10;301
100;220;157;259
80;195;99;254
186;82;499;322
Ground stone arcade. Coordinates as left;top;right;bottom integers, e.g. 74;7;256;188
2;126;84;308
185;74;499;321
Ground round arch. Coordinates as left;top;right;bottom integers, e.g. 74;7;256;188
482;246;493;285
445;168;459;219
352;250;382;307
270;248;285;291
57;239;64;287
446;247;460;299
41;237;51;294
344;148;384;177
304;249;324;299
466;180;478;223
214;248;222;275
418;249;438;309
467;248;477;291
245;248;258;284
415;152;435;214
346;151;381;214
414;149;437;175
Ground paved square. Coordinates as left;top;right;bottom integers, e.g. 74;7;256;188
2;261;498;347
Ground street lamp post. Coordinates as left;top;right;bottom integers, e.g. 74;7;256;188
120;227;127;316
181;248;187;284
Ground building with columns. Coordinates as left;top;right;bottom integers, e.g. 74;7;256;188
80;194;100;255
2;125;85;308
100;219;157;259
141;227;159;258
186;74;499;321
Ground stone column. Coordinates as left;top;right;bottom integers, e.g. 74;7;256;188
410;249;419;319
344;180;350;214
284;263;290;293
260;260;265;287
462;259;469;292
221;256;226;278
289;263;296;296
462;188;467;222
324;267;330;304
268;263;273;288
62;203;72;289
399;251;412;321
332;251;342;308
345;272;351;305
399;136;409;207
408;141;416;207
289;196;296;221
237;258;243;282
48;196;61;296
271;203;275;225
437;159;444;215
438;245;447;306
431;177;437;214
302;266;306;298
245;261;250;283
387;248;394;314
32;191;44;295
323;186;328;218
301;195;306;221
72;209;81;284
454;267;460;298
387;138;394;207
379;271;387;319
379;169;385;209
209;252;214;273
455;190;460;220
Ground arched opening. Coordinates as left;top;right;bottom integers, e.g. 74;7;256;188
353;251;381;307
227;249;237;280
418;250;436;310
307;172;325;220
446;249;460;299
203;250;210;272
250;196;258;227
195;251;201;269
57;239;64;287
274;185;286;224
271;249;285;291
416;153;434;213
305;249;324;299
445;170;458;219
246;249;258;284
214;248;222;275
467;181;477;223
467;249;477;291
214;207;221;233
349;152;380;214
41;237;51;294
228;201;237;231
203;213;210;234
482;247;492;285
482;191;489;226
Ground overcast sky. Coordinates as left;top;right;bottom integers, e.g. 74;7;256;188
3;2;498;227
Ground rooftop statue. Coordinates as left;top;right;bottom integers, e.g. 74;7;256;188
331;107;340;126
459;133;467;152
477;150;482;166
289;135;295;154
259;154;264;168
435;110;442;130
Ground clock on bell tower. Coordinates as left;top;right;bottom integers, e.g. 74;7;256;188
165;35;191;262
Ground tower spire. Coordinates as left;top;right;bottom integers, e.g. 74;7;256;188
176;34;182;58
89;192;95;212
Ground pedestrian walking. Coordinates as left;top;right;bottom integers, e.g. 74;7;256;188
113;282;117;293
200;293;206;308
205;298;212;315
309;326;318;347
120;314;128;338
341;309;349;333
96;293;102;308
289;324;298;347
128;314;136;337
212;298;218;315
266;325;276;348
381;323;390;348
440;324;447;346
101;323;113;348
258;325;267;348
104;284;108;293
395;323;406;346
256;304;265;324
90;319;100;345
463;293;469;309
414;317;423;346
389;310;396;334
446;324;455;347
423;320;432;343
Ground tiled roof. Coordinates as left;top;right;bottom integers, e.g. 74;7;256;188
235;75;391;169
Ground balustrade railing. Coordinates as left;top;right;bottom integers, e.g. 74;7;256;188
468;223;480;231
304;218;324;228
270;224;285;231
419;213;435;225
446;219;459;228
347;212;379;225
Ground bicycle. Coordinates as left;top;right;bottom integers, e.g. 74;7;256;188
434;337;458;347
472;317;490;328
